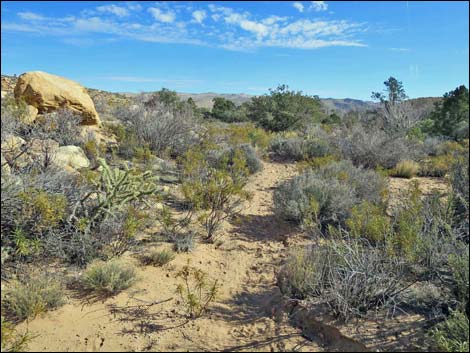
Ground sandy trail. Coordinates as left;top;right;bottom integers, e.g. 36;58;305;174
18;161;321;352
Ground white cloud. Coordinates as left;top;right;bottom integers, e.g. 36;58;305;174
148;7;175;23
18;11;46;21
310;1;328;12
96;4;129;17
293;2;304;13
192;10;206;24
390;47;411;52
6;3;367;51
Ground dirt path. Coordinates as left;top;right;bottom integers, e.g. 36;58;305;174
18;161;321;352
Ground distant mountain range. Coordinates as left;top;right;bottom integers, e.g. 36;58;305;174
1;74;441;115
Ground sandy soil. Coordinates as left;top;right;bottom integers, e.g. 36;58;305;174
17;161;320;352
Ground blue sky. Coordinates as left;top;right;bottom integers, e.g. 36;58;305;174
1;1;469;99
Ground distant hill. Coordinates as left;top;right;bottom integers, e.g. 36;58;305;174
1;74;441;115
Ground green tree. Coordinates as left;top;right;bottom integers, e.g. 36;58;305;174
372;76;408;106
429;85;469;140
210;97;246;122
246;84;323;132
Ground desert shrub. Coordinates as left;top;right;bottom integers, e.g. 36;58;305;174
422;136;449;156
206;122;272;153
450;151;469;239
1;317;33;352
419;155;454;177
181;149;251;240
296;155;340;172
269;136;331;161
172;232;197;253
274;161;386;232
448;247;469;312
334;125;421;169
1;98;28;141
278;238;407;321
277;246;325;299
30;109;82;146
81;259;137;295
81;135;106;165
140;249;175;267
116;93;200;158
412;194;460;277
432;310;469;352
17;189;67;234
2;274;65;321
346;201;392;244
391;160;420;178
208;143;262;175
93;208;146;258
175;263;220;318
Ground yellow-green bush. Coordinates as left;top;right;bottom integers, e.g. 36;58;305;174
392;181;424;259
391;160;420;178
181;148;251;240
2;275;66;321
81;259;137;295
432;310;469;352
18;189;67;233
140;249;175;267
1;317;33;352
175;262;220;318
419;155;455;177
346;201;392;244
296;155;340;172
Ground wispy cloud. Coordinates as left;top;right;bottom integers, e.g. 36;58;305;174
96;5;130;17
390;47;411;52
148;7;175;23
4;2;368;51
18;11;46;21
293;2;304;13
310;1;328;12
192;10;206;24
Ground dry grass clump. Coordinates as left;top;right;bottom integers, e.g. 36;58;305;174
391;160;420;178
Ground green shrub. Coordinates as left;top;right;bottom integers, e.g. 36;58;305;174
175;263;220;318
346;201;392;244
81;259;137;294
1;317;33;352
391;160;420;178
449;247;469;311
181;149;251;240
18;189;67;234
432;310;469;352
141;249;175;266
3;274;65;321
419;155;454;177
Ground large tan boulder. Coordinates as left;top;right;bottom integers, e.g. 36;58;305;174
53;146;90;170
14;71;100;126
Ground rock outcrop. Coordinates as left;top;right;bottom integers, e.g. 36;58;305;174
13;71;100;125
53;145;90;170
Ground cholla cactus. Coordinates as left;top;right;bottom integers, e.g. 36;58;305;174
90;158;158;222
71;158;159;231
